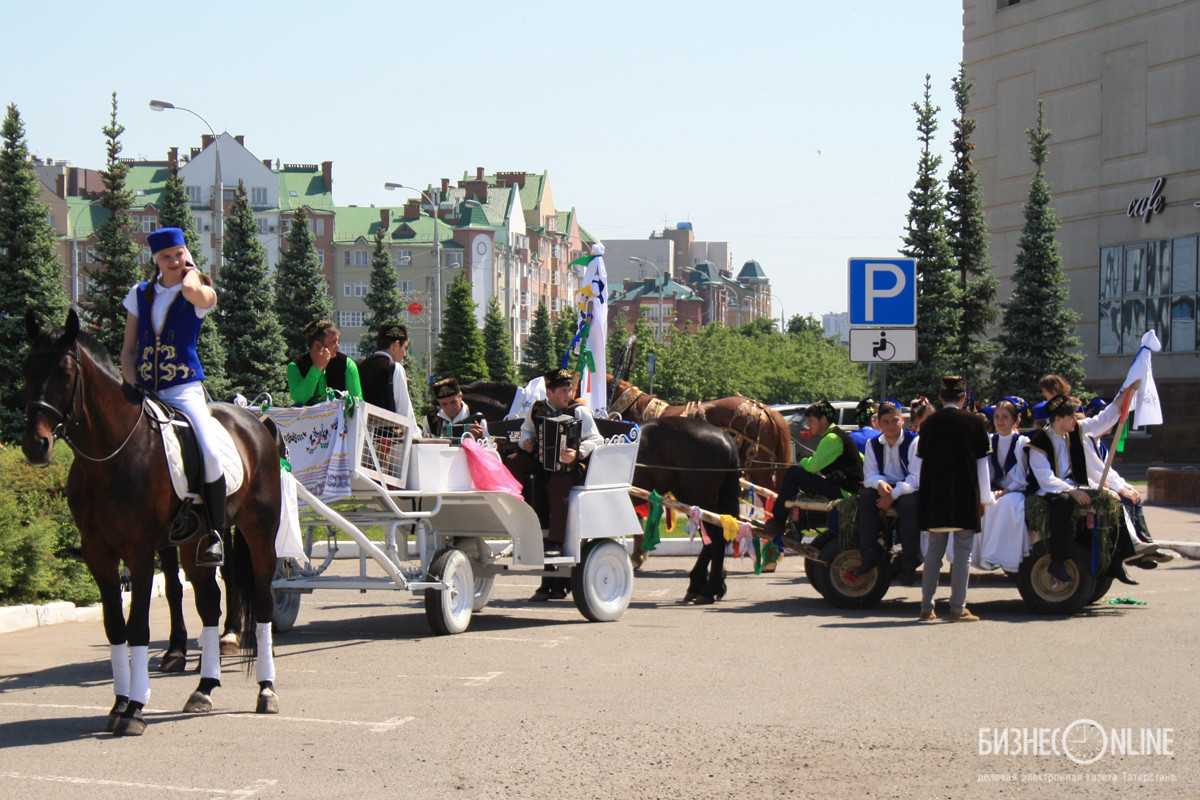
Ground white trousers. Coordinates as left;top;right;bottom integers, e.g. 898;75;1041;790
158;381;222;481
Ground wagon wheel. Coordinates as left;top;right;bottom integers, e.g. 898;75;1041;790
1089;573;1115;605
817;540;891;609
1016;541;1097;615
454;536;497;612
571;540;634;622
424;547;474;635
804;551;832;599
271;558;302;633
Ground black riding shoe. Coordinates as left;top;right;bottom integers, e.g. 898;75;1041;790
1110;561;1139;586
196;533;224;568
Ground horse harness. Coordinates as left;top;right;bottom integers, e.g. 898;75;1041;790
26;344;146;463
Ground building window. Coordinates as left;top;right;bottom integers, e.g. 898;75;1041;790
445;251;462;267
354;281;368;297
256;218;268;235
1099;236;1197;355
354;250;368;267
519;318;530;335
396;249;413;265
193;215;203;232
314;218;325;236
317;249;325;266
250;187;268;205
143;217;157;233
86;246;97;263
343;282;351;297
397;280;413;292
186;186;201;205
338;311;364;328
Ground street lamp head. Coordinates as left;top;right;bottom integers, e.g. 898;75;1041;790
148;99;174;112
383;182;405;191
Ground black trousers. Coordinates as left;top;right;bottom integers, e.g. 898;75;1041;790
503;448;583;543
858;488;920;572
1046;493;1078;563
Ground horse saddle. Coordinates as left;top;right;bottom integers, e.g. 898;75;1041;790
145;399;245;503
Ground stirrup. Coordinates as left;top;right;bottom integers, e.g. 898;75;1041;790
196;533;224;567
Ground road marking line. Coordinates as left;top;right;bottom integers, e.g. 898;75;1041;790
0;771;276;796
0;702;413;731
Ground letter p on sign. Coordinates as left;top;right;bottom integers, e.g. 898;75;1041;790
848;258;917;327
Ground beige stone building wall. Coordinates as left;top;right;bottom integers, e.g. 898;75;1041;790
964;0;1200;459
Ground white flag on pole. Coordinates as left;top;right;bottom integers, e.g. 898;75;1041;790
1119;330;1163;426
576;244;608;416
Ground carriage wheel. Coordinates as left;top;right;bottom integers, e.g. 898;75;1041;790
272;558;302;633
1089;574;1115;605
1016;541;1097;615
571;540;634;622
817;540;891;609
804;551;832;599
455;537;497;613
424;547;474;635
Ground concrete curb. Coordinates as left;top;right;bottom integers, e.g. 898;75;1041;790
0;571;188;636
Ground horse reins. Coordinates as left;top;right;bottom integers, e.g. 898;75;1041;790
26;345;146;463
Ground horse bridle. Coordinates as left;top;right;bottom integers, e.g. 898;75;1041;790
25;345;146;463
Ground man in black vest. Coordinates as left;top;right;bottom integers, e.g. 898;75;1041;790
503;368;602;558
423;377;485;440
357;323;415;420
763;399;863;537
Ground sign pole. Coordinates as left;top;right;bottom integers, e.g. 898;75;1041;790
879;363;887;403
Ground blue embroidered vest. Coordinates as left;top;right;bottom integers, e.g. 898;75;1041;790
135;281;205;391
869;431;914;478
989;433;1022;491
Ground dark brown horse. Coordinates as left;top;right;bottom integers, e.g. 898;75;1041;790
608;378;791;493
22;310;282;736
635;417;741;603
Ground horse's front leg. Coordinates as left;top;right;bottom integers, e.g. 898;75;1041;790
111;556;157;737
86;551;131;734
183;563;223;713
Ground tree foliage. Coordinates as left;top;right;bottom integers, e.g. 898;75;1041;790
553;310;577;368
482;296;516;384
275;206;333;359
992;101;1085;400
520;300;555;381
360;223;404;354
218;182;287;399
434;274;488;383
85;92;143;361
887;75;962;401
0;103;70;439
158;157;230;401
946;64;999;394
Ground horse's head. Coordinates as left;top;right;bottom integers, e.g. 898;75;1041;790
22;308;82;466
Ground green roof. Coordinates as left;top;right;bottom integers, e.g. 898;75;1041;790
739;259;766;279
333;206;402;243
124;164;170;209
64;196;107;239
278;167;333;212
612;277;696;302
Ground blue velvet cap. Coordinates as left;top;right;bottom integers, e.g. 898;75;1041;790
147;226;186;254
1032;400;1049;420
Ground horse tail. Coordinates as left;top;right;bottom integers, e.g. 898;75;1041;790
230;527;260;675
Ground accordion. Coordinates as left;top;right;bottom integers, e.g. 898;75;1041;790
538;414;582;472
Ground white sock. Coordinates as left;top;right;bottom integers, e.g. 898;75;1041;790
128;646;150;705
200;626;221;681
110;643;130;698
255;622;275;684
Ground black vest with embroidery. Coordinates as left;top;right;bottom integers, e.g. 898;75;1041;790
823;425;864;493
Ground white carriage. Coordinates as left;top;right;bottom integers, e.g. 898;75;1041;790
267;400;640;635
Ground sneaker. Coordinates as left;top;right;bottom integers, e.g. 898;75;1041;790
918;610;936;621
949;608;980;622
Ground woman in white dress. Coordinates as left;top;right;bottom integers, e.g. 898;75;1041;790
973;399;1030;572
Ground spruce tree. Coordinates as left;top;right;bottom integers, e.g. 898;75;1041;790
219;181;287;400
86;92;143;361
0;103;70;439
992;102;1085;400
520;300;555;381
275;206;333;359
433;274;488;383
157;156;230;401
360;223;404;354
946;65;999;395
887;75;962;401
482;296;516;384
553;309;578;368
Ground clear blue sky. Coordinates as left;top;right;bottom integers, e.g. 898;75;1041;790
6;0;964;321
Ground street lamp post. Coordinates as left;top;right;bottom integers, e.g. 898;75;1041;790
68;202;92;309
629;256;665;341
384;182;441;354
148;100;223;285
772;295;785;332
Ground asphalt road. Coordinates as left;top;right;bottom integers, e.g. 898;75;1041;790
2;505;1198;799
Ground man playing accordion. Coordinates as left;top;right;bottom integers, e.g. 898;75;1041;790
503;367;603;559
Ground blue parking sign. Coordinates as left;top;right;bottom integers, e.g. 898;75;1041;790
848;258;917;327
